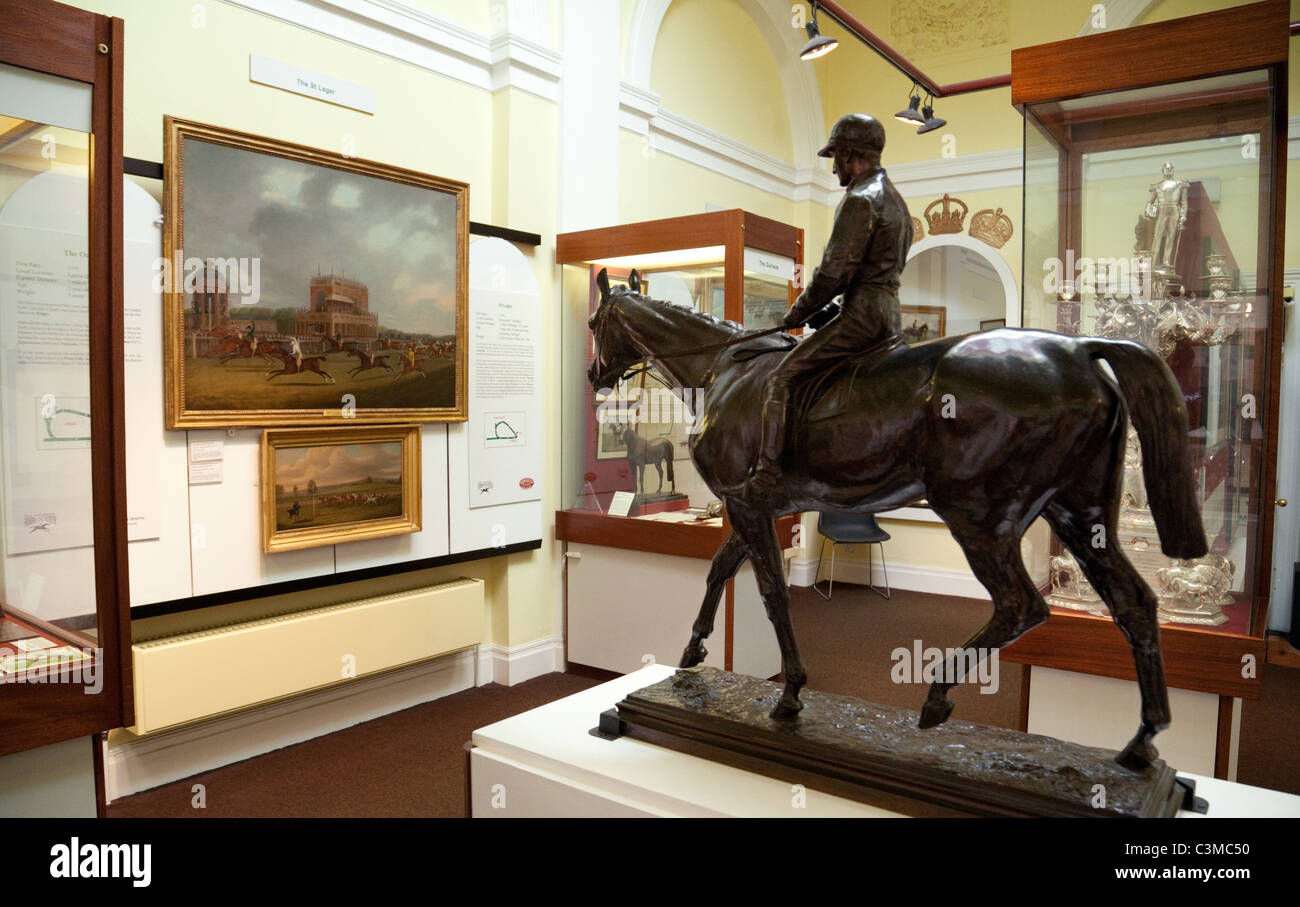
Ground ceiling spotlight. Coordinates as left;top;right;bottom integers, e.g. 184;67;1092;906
917;99;947;134
894;91;924;125
800;2;838;60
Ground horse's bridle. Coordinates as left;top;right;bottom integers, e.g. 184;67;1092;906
595;294;793;388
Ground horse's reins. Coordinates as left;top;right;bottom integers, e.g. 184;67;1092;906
612;324;793;385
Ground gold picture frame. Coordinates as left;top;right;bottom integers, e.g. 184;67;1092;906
900;304;946;344
261;424;422;553
164;116;469;427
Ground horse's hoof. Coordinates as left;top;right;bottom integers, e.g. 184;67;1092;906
918;697;954;729
679;645;706;668
769;698;803;721
1114;740;1157;772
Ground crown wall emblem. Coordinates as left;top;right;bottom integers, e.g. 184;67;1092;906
969;207;1014;249
910;215;924;239
924;194;968;235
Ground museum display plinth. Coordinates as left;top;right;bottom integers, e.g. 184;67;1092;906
467;665;1300;817
597;667;1190;818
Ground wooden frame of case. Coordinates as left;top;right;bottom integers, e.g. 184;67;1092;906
1003;0;1289;719
0;0;132;765
556;210;803;672
261;424;422;553
163;116;469;427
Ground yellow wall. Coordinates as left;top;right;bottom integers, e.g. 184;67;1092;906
651;0;793;161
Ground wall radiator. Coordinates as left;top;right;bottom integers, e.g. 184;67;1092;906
130;578;484;735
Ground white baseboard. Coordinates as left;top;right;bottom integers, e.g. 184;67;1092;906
106;648;478;803
787;558;820;588
792;555;991;602
478;635;564;686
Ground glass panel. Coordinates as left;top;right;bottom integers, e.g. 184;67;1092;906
1021;69;1275;633
741;248;793;330
0;72;101;680
562;253;726;519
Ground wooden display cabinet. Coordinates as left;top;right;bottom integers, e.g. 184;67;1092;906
556;210;802;673
1003;0;1288;712
0;0;132;764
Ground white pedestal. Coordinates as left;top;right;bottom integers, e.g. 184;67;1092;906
469;665;1300;818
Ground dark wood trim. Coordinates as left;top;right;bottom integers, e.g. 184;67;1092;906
130;539;543;620
1001;610;1265;700
1252;60;1288;639
557;509;797;562
468;221;541;247
3;607;97;651
1011;0;1288;108
562;662;621;683
739;211;803;260
724;580;735;672
1266;632;1300;668
92;734;107;819
557;509;727;560
462;741;474;818
723;209;745;324
1213;696;1234;780
0;0;98;82
1018;664;1031;733
557;211;732;263
102;10;132;731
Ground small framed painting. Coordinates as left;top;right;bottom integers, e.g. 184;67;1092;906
980;317;1007;331
900;305;946;344
261;424;421;553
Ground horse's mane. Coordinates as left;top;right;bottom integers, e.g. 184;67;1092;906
612;288;744;337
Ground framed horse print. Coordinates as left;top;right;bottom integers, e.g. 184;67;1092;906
899;304;946;345
260;424;421;553
163;117;468;427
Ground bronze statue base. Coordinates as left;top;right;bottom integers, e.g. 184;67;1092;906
595;667;1196;818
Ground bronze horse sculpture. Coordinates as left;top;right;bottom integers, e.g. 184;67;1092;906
587;269;1206;771
623;426;676;496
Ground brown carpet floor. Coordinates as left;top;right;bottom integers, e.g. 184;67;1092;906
107;583;1297;816
107;672;600;818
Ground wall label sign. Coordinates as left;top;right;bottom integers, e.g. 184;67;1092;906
249;55;376;115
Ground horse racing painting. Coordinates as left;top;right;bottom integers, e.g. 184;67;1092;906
163;117;468;427
260;424;421;553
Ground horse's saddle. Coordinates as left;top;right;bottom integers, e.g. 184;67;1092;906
797;335;912;425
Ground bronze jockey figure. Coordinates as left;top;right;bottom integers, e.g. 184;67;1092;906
743;113;913;499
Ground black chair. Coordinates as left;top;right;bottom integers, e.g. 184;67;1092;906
813;512;890;600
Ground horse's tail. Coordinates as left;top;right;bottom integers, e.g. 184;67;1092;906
665;451;675;485
1085;338;1207;559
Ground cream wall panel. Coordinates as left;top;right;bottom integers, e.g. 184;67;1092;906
1028;666;1220;776
124;181;194;607
566;542;723;673
187;428;335;596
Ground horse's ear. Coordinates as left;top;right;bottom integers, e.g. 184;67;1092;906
596;268;611;301
628;269;641;293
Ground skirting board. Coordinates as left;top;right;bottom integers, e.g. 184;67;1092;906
788;558;990;601
106;636;565;802
475;635;564;687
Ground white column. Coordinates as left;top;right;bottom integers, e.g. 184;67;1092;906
558;0;621;232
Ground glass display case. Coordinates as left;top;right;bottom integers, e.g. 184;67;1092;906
1005;0;1287;698
0;5;131;758
558;210;800;527
555;211;800;675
